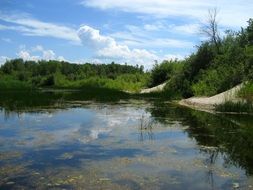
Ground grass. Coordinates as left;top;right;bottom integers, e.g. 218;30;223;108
215;101;253;113
53;73;149;93
0;72;149;92
0;75;32;90
238;82;253;100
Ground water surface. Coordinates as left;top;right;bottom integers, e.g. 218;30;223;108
0;90;253;190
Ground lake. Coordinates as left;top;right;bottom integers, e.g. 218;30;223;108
0;90;253;190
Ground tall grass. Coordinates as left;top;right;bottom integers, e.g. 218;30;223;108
238;82;253;100
53;73;149;92
215;101;253;113
0;75;32;90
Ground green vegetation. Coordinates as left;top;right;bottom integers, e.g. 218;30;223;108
1;16;253;101
215;101;253;113
149;101;253;174
216;79;253;115
0;60;148;92
0;73;31;90
148;18;253;100
238;82;253;100
149;60;184;87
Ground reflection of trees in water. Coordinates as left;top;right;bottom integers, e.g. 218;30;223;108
148;101;253;175
0;90;129;119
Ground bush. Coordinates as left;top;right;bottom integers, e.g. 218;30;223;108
0;75;31;89
149;60;183;87
238;82;253;100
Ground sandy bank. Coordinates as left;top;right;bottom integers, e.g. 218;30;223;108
178;83;244;111
140;82;167;94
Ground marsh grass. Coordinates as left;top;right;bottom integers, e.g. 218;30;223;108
139;114;154;130
215;101;253;113
139;114;154;141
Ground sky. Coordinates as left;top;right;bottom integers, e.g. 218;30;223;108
0;0;252;68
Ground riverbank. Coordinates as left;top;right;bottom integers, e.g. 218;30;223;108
178;83;248;113
140;82;167;94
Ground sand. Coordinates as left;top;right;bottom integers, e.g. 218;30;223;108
178;83;244;110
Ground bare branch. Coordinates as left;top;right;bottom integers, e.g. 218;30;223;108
201;8;221;52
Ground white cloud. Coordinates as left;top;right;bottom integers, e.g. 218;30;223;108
164;54;185;61
139;38;193;49
42;50;56;60
78;25;158;67
1;38;12;43
110;23;195;50
0;12;81;44
82;0;253;28
172;24;200;35
134;22;200;35
144;24;163;31
0;56;10;65
77;25;115;49
17;50;40;61
17;45;65;61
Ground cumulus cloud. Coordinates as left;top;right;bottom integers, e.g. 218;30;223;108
77;25;115;49
17;45;65;61
17;50;40;61
0;56;10;65
42;50;56;60
78;25;158;66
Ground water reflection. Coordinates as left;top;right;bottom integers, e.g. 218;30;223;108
0;90;253;189
138;114;155;142
149;101;253;174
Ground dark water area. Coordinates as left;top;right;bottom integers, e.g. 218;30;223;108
0;90;253;190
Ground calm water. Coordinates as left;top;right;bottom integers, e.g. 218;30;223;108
0;90;253;190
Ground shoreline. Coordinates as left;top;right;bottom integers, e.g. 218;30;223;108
176;83;250;115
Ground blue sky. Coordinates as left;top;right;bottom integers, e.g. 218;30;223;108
0;0;252;68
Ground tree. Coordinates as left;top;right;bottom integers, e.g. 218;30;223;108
202;8;221;52
246;18;253;45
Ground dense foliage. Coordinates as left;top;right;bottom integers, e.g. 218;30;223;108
0;60;148;92
148;60;184;87
156;18;253;98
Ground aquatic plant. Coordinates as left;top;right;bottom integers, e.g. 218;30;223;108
139;114;154;130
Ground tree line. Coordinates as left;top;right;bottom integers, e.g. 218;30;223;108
0;60;146;90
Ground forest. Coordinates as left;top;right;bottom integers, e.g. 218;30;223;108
0;60;148;92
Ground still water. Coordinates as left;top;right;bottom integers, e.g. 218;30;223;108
0;90;253;190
